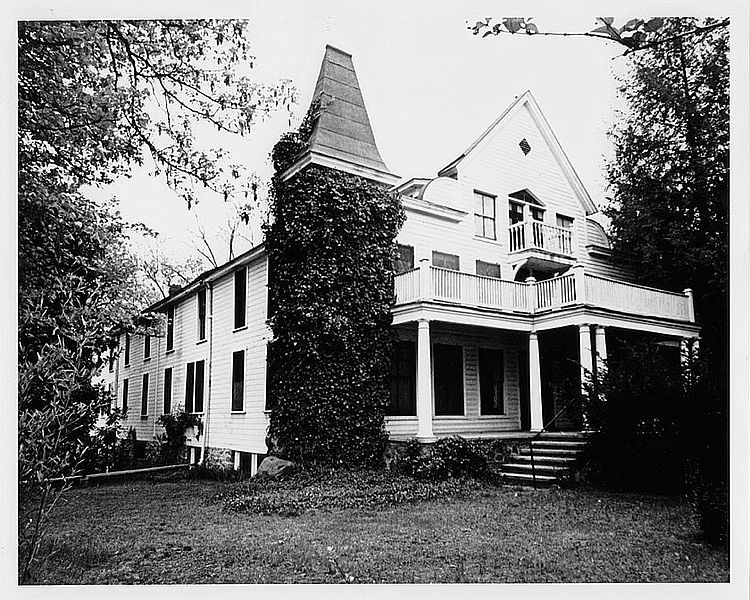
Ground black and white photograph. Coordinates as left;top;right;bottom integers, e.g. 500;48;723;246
4;0;748;594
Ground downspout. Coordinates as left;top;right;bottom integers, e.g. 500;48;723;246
199;282;214;465
153;333;161;440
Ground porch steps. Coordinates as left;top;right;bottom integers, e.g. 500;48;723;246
500;432;592;487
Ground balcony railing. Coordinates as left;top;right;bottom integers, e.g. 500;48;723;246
509;221;573;255
394;264;695;323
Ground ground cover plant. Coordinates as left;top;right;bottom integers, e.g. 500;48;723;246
27;473;728;584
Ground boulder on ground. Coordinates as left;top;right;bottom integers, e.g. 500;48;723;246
255;456;297;479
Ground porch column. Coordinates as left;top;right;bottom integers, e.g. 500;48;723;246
594;325;607;375
416;319;435;441
578;323;593;394
529;330;543;431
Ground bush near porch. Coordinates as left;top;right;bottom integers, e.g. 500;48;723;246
25;472;728;584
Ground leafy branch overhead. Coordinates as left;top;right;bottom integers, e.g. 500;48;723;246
469;17;729;54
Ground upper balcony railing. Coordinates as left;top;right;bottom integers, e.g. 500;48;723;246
394;262;695;323
509;221;573;256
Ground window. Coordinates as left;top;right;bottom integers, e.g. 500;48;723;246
185;360;205;414
124;333;130;366
234;268;247;329
141;373;149;417
556;214;574;230
166;305;175;351
144;334;151;360
474;191;496;240
122;378;129;413
433;344;464;416
476;260;501;279
509;201;524;225
530;206;545;222
388;341;416;416
556;214;574;254
479;348;504;415
109;348;114;373
163;368;173;414
197;288;207;341
231;350;245;412
432;251;460;271
394;244;415;273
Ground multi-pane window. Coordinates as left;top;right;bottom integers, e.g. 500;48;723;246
432;251;460;271
474;191;496;240
433;344;464;416
185;360;205;414
556;214;574;254
144;334;151;360
530;206;545;222
234;268;247;329
479;348;504;415
476;260;502;279
122;378;129;413
124;333;130;366
163;367;173;415
509;201;524;225
556;214;574;230
388;341;416;416
231;350;245;412
141;373;149;417
166;305;175;351
394;244;415;273
197;288;207;341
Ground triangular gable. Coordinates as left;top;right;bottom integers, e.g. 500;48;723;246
438;90;598;215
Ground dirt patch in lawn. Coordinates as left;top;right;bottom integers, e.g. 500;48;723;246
26;473;729;584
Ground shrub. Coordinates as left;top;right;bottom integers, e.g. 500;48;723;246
85;407;123;473
157;409;201;465
392;437;494;481
692;476;728;547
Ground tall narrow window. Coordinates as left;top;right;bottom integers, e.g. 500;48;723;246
474;191;496;240
394;244;415;273
197;288;207;341
163;367;173;415
109;348;114;373
479;348;504;415
124;333;130;366
141;373;149;417
184;362;195;413
232;350;245;412
234;268;247;329
166;305;175;351
194;360;205;413
509;201;524;225
433;344;464;416
122;378;129;413
387;341;416;416
432;251;460;271
144;334;151;360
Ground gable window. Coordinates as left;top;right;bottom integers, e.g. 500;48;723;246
433;344;464;416
166;305;175;352
479;348;504;415
394;244;415;273
388;341;416;416
232;350;245;412
122;378;129;413
141;373;149;417
509;201;524;225
476;260;502;279
234;268;247;329
197;288;207;342
163;367;173;415
474;191;496;240
144;334;151;360
432;251;460;271
185;360;205;414
124;333;130;366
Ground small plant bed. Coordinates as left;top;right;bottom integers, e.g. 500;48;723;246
218;468;486;516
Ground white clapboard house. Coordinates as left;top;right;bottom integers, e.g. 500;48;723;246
102;46;700;474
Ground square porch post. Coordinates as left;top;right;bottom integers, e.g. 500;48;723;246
416;319;435;441
594;325;607;374
529;330;543;431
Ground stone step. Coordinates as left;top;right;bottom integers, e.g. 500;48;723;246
530;440;588;450
501;462;571;474
501;472;557;486
518;447;582;457
537;431;593;440
509;454;578;465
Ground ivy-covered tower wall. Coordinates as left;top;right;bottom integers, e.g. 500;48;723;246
264;45;404;467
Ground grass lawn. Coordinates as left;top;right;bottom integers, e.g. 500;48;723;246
28;472;729;584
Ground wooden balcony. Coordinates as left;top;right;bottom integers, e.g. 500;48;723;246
509;221;573;256
394;264;695;323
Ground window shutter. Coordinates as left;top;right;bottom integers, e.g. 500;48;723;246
194;360;205;413
185;362;195;413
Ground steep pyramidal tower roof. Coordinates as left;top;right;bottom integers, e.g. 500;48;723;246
281;45;398;185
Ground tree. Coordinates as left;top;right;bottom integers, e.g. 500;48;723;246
18;20;293;580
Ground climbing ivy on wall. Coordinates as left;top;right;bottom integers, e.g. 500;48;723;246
264;108;405;467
